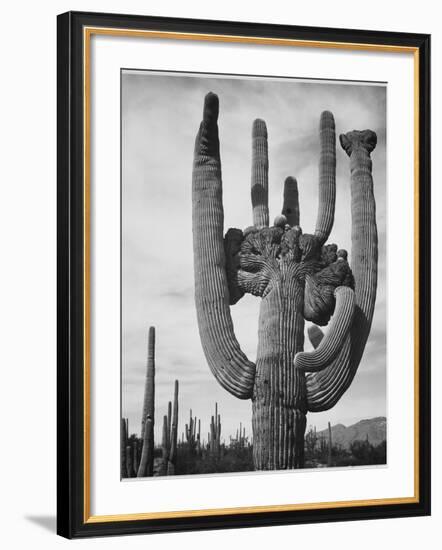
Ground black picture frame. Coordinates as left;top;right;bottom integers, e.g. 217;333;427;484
57;10;431;539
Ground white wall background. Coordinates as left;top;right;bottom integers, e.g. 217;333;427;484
0;0;438;547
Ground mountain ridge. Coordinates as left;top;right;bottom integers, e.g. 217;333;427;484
315;416;386;449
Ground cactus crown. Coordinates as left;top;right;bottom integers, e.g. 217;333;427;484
225;224;353;326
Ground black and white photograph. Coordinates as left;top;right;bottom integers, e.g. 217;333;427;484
121;71;387;478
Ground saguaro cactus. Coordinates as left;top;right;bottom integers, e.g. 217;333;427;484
197;418;201;454
132;440;139;475
158;380;180;476
185;409;197;453
192;92;378;470
159;414;170;476
209;403;222;457
327;421;333;467
137;326;156;477
167;380;179;475
126;445;133;478
121;417;127;478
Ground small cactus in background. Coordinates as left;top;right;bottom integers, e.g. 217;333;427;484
120;418;128;478
196;418;201;454
157;380;180;476
137;326;156;477
305;425;318;459
121;417;127;478
209;403;222;457
167;380;179;475
126;445;133;478
132;440;139;474
327;421;333;467
185;409;198;454
159;414;170;476
192;92;378;470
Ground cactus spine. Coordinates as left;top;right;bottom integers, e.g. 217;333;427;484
137;326;155;477
192;93;378;470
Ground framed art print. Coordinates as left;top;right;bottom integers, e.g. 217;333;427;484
57;11;431;538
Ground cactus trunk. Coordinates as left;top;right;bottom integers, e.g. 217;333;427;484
252;278;307;469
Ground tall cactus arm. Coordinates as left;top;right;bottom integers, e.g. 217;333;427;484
140;326;155;441
314;111;336;245
282;176;299;227
295;286;354;372
192;92;256;400
251;119;269;228
306;129;378;412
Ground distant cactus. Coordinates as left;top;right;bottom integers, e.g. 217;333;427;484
137;326;155;477
185;409;197;454
132;440;139;475
167;380;179;475
126;445;133;478
159;414;169;476
121;417;127;478
196;418;201;454
192;92;378;470
209;403;222;457
327;422;333;467
156;380;181;476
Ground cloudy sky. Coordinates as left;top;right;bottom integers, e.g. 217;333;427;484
121;70;386;444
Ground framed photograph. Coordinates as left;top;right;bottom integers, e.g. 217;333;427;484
57;11;431;538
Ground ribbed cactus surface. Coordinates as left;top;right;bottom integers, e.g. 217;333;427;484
251;119;269;228
282;176;299;227
192;93;256;400
192;93;378;470
306;130;378;411
315;111;336;244
167;380;179;475
137;326;155;477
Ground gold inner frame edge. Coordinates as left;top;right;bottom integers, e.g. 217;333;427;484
82;26;420;524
